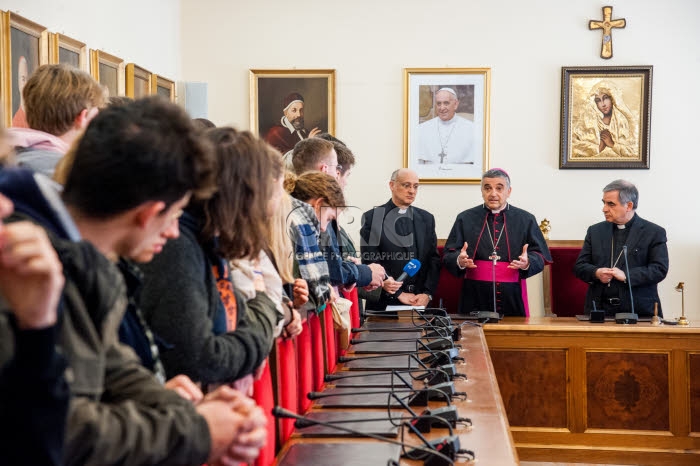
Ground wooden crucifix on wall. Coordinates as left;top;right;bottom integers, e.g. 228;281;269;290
589;6;626;59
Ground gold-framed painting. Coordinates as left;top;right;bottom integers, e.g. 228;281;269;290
403;68;491;185
152;74;175;102
125;63;152;99
48;32;87;71
0;11;49;127
90;49;125;98
249;69;335;156
560;66;652;169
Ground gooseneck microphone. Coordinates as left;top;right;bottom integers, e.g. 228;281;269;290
615;245;638;324
272;406;465;465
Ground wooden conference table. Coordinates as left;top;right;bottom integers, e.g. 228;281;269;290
275;320;519;465
484;316;700;465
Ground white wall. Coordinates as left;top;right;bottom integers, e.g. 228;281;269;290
0;0;181;79
4;1;699;321
180;0;700;321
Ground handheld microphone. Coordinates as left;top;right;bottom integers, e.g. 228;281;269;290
615;245;638;324
272;406;464;465
396;259;422;283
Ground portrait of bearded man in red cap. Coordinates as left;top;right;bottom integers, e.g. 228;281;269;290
264;92;322;157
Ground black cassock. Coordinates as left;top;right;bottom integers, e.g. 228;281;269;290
443;204;551;317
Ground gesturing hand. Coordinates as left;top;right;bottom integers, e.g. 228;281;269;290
457;242;476;269
508;244;530;270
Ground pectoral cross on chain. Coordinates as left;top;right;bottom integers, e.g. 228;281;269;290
589;6;626;59
489;251;500;266
438;150;447;164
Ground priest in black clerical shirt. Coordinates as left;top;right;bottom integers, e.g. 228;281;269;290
574;179;668;317
443;168;551;317
360;168;441;311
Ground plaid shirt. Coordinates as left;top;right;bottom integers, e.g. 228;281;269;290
288;198;331;309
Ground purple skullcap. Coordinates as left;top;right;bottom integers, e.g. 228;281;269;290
283;92;304;111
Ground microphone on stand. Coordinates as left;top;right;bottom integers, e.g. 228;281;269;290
272;406;469;465
306;383;462;406
338;349;462;367
350;336;457;351
615;245;638;324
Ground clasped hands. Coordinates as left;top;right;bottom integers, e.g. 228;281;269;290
381;276;430;307
456;242;530;270
595;267;626;284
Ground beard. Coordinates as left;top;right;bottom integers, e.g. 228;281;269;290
290;116;305;130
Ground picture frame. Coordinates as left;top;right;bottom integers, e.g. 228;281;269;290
0;11;49;127
152;74;175;102
125;63;152;99
403;68;491;185
249;69;335;157
90;49;125;98
560;66;652;169
48;32;88;71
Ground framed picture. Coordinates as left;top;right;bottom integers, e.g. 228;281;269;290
560;66;652;169
152;75;175;102
249;69;335;156
48;33;88;71
404;68;491;184
0;11;48;127
90;50;125;98
125;63;152;99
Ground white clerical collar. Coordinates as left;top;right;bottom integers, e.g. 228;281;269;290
438;116;457;126
489;202;509;214
398;208;408;214
280;116;296;134
616;223;626;229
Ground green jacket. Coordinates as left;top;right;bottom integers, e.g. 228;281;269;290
0;234;211;466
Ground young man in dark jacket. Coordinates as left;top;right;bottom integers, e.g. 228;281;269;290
0;97;267;466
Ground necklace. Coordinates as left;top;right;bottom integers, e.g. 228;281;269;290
436;120;457;163
485;213;505;265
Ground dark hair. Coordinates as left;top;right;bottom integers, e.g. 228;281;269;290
291;137;334;174
62;96;216;218
108;95;133;108
199;127;284;260
333;142;355;175
316;132;346;146
284;171;345;208
193;118;216;130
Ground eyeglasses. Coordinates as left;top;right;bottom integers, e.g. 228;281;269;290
400;182;420;190
327;164;343;172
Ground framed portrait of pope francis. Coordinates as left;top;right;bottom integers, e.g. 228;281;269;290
403;68;491;184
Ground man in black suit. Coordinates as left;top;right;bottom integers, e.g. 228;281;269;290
360;168;441;310
574;179;669;317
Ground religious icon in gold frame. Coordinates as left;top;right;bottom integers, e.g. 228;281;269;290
403;68;491;185
560;66;652;169
249;69;335;160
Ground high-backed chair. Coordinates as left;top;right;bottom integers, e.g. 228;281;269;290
542;240;587;317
